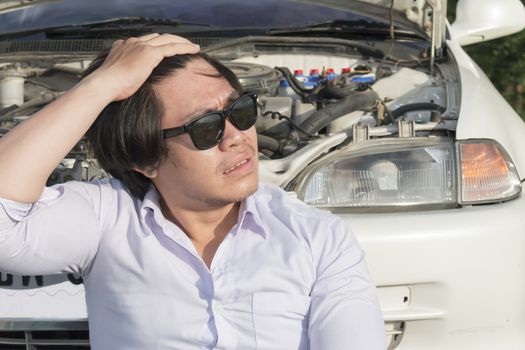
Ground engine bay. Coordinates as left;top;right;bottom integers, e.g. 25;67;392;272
0;49;460;187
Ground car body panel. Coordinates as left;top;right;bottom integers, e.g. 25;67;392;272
450;38;525;179
350;193;525;349
0;0;61;14
450;0;525;46
0;273;86;318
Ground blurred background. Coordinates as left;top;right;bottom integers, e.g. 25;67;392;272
448;0;525;120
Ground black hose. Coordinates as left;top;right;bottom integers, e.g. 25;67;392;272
257;134;280;152
390;103;446;119
299;89;379;136
275;67;312;99
318;85;362;99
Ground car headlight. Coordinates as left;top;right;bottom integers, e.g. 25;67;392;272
290;138;521;210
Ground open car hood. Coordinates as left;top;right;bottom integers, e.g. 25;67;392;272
0;0;62;14
1;0;447;48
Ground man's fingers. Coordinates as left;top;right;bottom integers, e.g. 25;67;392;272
153;42;201;58
94;35;200;101
117;33;193;48
136;33;161;41
108;34;199;62
111;39;124;47
146;33;195;47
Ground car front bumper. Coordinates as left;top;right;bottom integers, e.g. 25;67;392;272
345;192;525;349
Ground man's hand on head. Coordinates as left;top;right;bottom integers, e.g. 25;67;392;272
0;34;198;203
86;33;200;101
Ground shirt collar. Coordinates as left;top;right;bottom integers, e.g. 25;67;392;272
139;185;268;239
139;185;165;236
234;189;268;239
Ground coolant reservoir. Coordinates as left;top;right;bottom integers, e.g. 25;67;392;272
371;67;432;100
0;66;25;108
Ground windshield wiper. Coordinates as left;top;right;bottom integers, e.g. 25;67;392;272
45;17;215;34
0;17;215;40
266;19;422;39
57;17;212;30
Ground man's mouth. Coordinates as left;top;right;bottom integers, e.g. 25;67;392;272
221;142;258;177
224;159;249;174
222;152;256;176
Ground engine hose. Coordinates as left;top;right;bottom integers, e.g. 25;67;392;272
318;85;362;99
390;102;446;119
275;67;312;98
299;89;379;136
257;134;280;152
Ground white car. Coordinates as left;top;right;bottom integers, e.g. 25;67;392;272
1;0;525;349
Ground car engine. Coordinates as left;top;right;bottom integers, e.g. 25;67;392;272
0;52;459;188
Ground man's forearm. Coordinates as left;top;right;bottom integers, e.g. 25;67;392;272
0;75;115;203
0;34;200;203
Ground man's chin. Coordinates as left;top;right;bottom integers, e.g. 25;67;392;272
210;181;259;206
236;184;259;202
228;181;259;203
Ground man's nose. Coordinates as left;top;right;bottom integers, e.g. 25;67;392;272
219;118;245;150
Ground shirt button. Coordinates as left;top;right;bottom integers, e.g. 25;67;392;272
212;302;223;314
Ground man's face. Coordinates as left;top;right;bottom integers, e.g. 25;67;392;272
151;59;259;210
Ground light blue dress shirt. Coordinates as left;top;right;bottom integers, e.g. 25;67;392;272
0;179;386;349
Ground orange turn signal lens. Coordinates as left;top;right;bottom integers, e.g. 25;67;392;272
459;141;521;204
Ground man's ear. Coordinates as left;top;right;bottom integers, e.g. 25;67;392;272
133;166;158;179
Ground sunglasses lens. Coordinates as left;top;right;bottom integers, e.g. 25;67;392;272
190;113;224;150
231;95;257;130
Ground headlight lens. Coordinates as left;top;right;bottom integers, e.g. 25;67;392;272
293;138;521;209
296;139;456;208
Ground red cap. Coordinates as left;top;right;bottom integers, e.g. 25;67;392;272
293;69;304;75
309;68;320;75
341;67;351;73
326;68;335;74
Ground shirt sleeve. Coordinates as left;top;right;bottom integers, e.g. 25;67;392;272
0;181;105;276
308;216;387;350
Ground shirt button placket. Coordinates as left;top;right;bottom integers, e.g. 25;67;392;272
212;299;223;315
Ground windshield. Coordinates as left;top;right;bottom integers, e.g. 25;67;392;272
0;0;372;33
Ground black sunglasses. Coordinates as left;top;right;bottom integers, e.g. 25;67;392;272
162;92;258;150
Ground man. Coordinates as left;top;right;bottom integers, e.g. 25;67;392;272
0;34;386;349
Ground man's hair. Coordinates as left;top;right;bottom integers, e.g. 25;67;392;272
83;48;243;200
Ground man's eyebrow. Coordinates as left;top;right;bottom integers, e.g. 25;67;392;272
181;90;241;123
226;90;241;104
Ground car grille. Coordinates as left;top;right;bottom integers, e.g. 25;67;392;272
186;36;225;48
0;330;89;349
0;323;401;349
0;320;90;350
0;37;225;57
0;40;109;54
